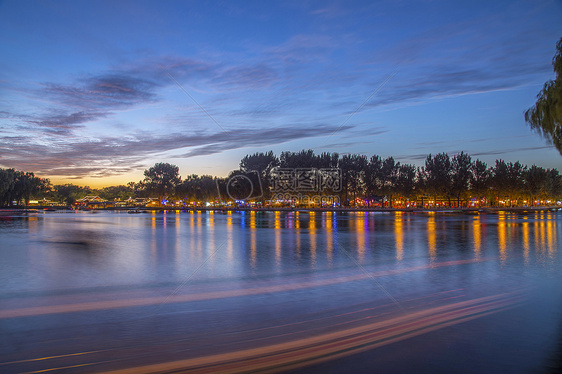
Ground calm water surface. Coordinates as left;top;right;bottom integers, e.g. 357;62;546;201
0;210;561;373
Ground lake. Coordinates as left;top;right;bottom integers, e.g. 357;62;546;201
0;210;561;373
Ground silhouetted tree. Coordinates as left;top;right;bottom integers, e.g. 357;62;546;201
365;155;384;198
491;160;509;206
451;152;472;207
491;160;526;206
507;161;526;205
339;154;368;205
54;184;89;206
3;151;560;210
547;169;562;200
279;149;317;168
240;151;279;200
317;152;340;168
143;163;181;203
424;153;452;206
178;174;219;203
470;159;490;203
380;157;399;207
525;37;562;155
0;169;50;206
98;185;134;201
396;164;417;202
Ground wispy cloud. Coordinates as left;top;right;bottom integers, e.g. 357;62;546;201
4;55;285;137
266;34;337;65
0;124;353;178
43;75;159;109
26;111;108;135
214;64;277;89
470;146;555;157
396;145;556;162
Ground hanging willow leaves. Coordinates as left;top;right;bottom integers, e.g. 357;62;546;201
525;37;562;155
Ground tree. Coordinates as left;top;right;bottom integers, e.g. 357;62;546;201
491;160;510;206
396;164;417;203
143;163;181;203
470;159;490;199
547;169;562;200
491;160;526;206
525;165;548;205
525;37;562;155
279;149;317;168
240;151;279;175
339;154;368;205
380;157;399;207
178;174;218;203
424;153;452;206
98;185;134;201
18;172;50;206
54;184;88;206
450;152;472;207
0;169;50;206
0;169;17;206
240;151;279;200
316;152;340;168
365;155;383;198
507;161;526;205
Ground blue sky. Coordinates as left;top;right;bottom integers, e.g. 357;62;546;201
1;0;561;186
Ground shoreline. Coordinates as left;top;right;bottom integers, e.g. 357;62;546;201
2;206;560;215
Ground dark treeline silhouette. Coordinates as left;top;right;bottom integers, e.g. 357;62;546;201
0;168;50;207
1;150;561;208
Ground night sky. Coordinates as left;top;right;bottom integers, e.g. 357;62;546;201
1;0;561;187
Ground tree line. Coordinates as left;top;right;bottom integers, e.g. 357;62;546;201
229;150;560;207
1;150;560;208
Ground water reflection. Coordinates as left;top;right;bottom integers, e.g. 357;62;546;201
547;219;556;261
356;212;366;263
472;216;481;259
0;210;561;373
325;212;334;265
498;212;507;264
522;221;530;266
427;214;436;261
272;211;281;269
309;212;317;267
175;211;181;269
395;212;404;261
3;211;558;280
295;212;301;261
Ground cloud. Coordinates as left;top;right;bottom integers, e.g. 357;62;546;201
179;124;350;157
395;145;556;163
357;8;556;111
3;55;285;136
314;140;373;149
0;124;354;178
43;74;159;110
26;111;108;134
364;67;529;110
266;34;337;65
214;64;277;89
470;146;555;157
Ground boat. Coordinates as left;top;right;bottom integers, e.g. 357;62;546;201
127;208;146;214
0;209;39;216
